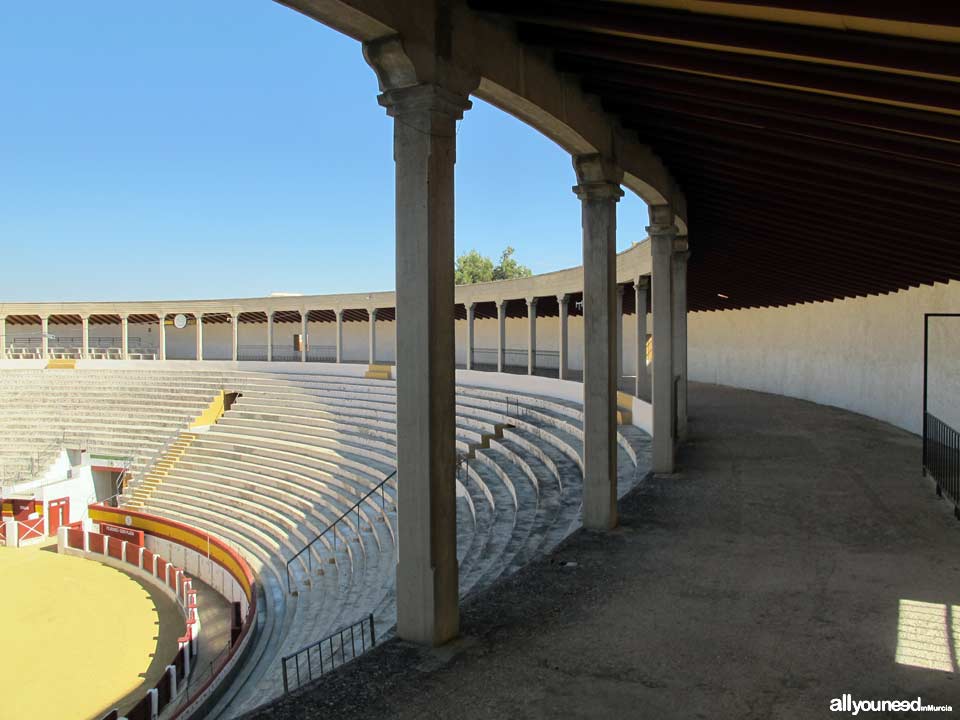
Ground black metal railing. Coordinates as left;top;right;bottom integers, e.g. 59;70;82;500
307;345;337;362
285;470;397;594
237;344;267;361
924;413;960;515
281;613;376;694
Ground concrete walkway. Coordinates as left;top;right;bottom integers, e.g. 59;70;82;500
247;383;960;719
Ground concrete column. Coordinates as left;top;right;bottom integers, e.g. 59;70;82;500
0;315;6;360
300;310;308;362
266;311;274;362
231;313;239;361
616;286;625;387
41;315;49;359
497;300;506;373
672;238;690;441
634;277;650;400
195;313;203;361
368;308;377;364
335;309;344;363
557;294;569;380
80;315;89;359
526;298;537;375
649;205;677;473
465;303;476;370
573;154;623;531
375;76;471;647
158;314;166;361
120;314;129;360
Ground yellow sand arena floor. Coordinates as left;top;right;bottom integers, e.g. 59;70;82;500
0;544;185;720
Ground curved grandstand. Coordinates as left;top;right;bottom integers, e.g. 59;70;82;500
0;361;651;717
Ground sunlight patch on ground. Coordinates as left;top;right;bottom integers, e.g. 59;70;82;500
895;599;960;672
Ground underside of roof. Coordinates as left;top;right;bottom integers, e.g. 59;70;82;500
469;0;960;311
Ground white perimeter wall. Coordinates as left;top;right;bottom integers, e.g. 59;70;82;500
688;280;960;435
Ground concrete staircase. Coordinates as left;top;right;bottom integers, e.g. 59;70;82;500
125;431;198;509
363;363;392;380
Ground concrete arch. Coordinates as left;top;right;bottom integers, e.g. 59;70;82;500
276;0;686;227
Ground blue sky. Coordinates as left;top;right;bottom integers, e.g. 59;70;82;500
0;1;649;302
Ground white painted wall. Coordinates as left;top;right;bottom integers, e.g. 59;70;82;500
688;280;960;435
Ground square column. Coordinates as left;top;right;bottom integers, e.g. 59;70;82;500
573;154;623;531
80;315;90;359
231;313;239;361
634;278;650;400
557;294;569;380
673;239;690;440
120;314;129;360
158;314;166;361
377;80;470;647
649;205;677;473
0;315;6;359
616;286;624;387
335;309;344;363
41;316;49;359
195;313;204;361
497;300;506;373
369;308;377;364
266;311;274;362
526;297;537;375
465;303;476;370
300;310;308;362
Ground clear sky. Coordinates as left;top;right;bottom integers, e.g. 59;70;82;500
0;1;649;302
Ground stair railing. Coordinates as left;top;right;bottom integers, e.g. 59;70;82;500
286;469;397;594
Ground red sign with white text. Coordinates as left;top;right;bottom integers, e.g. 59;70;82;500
101;523;145;546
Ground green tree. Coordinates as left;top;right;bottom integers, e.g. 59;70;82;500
454;249;495;285
455;246;532;285
492;246;533;281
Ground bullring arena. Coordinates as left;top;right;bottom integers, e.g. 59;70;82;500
4;2;960;719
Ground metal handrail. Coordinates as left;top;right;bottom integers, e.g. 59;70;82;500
285;469;397;594
121;415;195;497
281;613;376;694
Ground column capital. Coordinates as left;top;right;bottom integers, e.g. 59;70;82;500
79;313;90;321
377;83;471;122
556;293;568;306
572;154;624;202
673;236;690;254
648;204;676;231
118;312;129;320
230;311;239;321
267;310;275;320
369;307;378;319
466;301;476;313
300;308;308;319
195;312;204;320
497;299;508;312
335;308;345;320
634;276;650;290
526;297;537;309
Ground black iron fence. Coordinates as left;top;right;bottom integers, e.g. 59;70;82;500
924;413;960;517
281;613;377;694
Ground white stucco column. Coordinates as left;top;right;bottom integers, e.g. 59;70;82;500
557;294;569;380
673;238;690;441
158;313;166;361
369;308;377;364
120;314;129;360
80;315;90;359
231;312;239;362
573;154;623;531
497;300;506;373
465;303;476;370
300;310;308;362
0;315;6;360
634;277;650;400
335;309;344;363
266;311;274;362
527;297;537;375
373;66;471;646
195;313;203;361
41;316;49;359
649;205;677;473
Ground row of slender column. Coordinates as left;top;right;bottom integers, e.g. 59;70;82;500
462;289;652;383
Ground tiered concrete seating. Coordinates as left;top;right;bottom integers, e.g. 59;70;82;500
0;366;651;718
